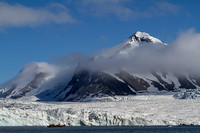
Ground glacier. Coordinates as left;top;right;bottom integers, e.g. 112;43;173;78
0;95;199;126
174;88;200;99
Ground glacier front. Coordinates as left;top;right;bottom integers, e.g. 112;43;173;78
0;95;199;126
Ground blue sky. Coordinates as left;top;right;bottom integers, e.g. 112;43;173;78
0;0;200;83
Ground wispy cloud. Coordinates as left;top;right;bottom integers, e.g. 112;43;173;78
77;0;180;20
78;0;134;20
99;35;107;40
153;1;179;14
0;2;75;28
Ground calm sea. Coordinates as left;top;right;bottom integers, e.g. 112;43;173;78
0;126;200;133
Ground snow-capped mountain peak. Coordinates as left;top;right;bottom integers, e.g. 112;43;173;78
117;31;166;52
129;31;165;44
97;31;166;58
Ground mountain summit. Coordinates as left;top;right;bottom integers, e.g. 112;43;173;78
129;31;165;44
97;31;166;58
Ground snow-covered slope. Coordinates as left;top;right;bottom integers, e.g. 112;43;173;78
0;62;74;101
0;62;56;99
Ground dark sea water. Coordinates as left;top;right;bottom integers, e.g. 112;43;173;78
0;126;200;133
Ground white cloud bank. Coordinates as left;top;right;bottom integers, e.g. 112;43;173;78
0;2;75;28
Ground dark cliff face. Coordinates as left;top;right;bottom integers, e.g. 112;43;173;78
189;75;200;86
116;71;150;91
54;68;200;101
151;72;175;91
175;74;197;89
55;70;136;101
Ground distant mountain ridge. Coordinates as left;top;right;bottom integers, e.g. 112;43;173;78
1;31;199;101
